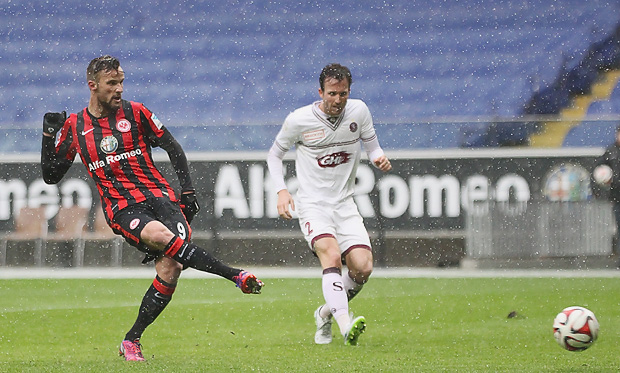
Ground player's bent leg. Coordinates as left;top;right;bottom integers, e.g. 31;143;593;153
344;247;373;284
343;248;374;300
137;225;262;294
162;237;264;294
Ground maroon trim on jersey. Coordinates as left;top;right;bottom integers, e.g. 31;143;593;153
342;244;372;258
361;134;378;143
273;140;289;153
312;102;345;131
311;233;335;248
299;138;360;150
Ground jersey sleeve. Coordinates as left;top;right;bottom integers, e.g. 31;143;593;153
267;142;288;192
138;104;167;145
273;114;301;152
137;104;194;192
358;101;377;142
356;101;385;163
56;114;78;159
267;114;301;192
41;114;77;184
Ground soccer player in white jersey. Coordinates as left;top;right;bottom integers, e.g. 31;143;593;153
267;63;392;345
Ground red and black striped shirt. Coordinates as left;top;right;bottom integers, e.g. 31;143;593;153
51;100;180;220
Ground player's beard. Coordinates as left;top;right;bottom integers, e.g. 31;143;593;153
101;96;122;114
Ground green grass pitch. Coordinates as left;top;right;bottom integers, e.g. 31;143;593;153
0;275;618;372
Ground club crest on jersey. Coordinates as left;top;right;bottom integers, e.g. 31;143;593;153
303;129;325;142
100;136;119;154
317;151;351;168
116;119;131;133
349;122;358;132
129;218;141;230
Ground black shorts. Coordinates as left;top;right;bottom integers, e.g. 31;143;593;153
110;197;191;263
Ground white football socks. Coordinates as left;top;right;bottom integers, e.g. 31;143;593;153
321;271;350;335
318;270;365;318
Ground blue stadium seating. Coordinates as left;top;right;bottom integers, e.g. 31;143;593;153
563;120;618;147
1;0;619;152
563;84;620;147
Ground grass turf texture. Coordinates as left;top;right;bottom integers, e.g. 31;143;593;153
0;276;618;372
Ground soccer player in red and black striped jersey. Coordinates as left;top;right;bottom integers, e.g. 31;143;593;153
41;55;264;361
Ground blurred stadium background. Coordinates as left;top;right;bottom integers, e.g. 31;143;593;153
1;0;620;269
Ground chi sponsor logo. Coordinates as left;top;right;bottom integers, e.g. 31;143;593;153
116;119;131;133
317;151;351;168
129;218;140;230
87;148;143;171
349;122;358;132
100;136;118;154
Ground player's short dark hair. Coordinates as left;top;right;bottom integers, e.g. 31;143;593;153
319;63;353;91
87;55;121;82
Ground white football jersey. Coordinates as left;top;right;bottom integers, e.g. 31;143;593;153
273;99;378;205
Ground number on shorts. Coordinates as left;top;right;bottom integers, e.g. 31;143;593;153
177;222;186;240
305;221;313;235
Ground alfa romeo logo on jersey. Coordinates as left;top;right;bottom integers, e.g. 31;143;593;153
116;119;131;133
100;136;119;154
349;122;358;132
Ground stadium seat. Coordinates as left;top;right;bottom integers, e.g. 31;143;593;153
76;207;124;267
1;1;620;150
0;207;47;267
45;205;89;267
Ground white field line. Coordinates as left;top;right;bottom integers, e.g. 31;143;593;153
1;267;620;279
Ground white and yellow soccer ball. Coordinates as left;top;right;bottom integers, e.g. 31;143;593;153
592;164;612;185
553;306;599;351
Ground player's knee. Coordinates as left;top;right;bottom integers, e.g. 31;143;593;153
316;247;342;267
351;265;372;284
141;221;176;250
347;254;373;283
360;263;373;278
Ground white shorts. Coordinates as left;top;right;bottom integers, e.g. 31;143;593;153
297;198;372;255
